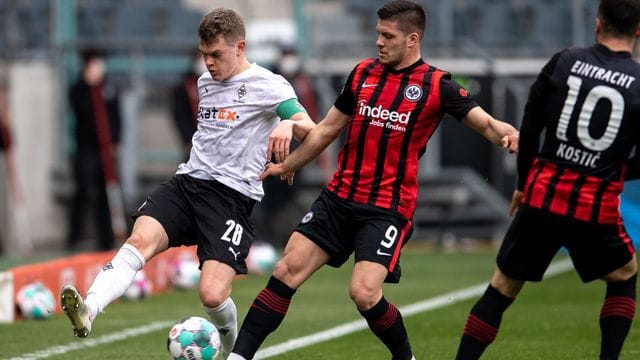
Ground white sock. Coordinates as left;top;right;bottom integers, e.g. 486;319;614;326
227;354;247;360
202;297;238;357
85;243;145;318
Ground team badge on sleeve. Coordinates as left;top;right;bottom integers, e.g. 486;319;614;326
404;85;423;101
301;211;314;224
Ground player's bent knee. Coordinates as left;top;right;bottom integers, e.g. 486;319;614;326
125;232;145;247
348;285;379;310
125;228;168;260
271;259;303;287
199;287;227;308
124;233;155;257
491;269;524;298
604;259;638;283
272;249;322;289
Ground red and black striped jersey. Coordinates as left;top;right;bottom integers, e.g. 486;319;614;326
328;58;478;219
518;44;640;223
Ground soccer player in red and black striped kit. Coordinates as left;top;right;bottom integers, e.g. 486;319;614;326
227;1;518;359
456;1;640;359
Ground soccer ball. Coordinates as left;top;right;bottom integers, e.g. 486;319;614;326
15;282;55;319
122;270;152;300
167;316;221;360
246;241;278;275
169;255;201;290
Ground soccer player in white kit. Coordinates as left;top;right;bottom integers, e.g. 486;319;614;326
60;8;316;359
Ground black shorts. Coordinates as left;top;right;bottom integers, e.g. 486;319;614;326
497;205;635;282
294;188;413;283
134;174;256;274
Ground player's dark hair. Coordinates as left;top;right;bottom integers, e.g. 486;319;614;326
198;8;246;45
598;0;640;37
80;48;105;66
377;0;427;39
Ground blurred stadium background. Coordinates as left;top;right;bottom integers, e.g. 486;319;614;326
3;0;631;256
0;0;633;300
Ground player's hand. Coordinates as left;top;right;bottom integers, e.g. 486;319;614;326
280;172;295;186
259;162;295;185
267;120;294;163
508;190;524;216
501;131;519;154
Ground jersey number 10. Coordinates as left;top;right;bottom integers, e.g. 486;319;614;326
556;75;624;152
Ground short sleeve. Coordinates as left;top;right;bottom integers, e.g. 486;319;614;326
439;74;479;121
252;72;298;113
333;66;358;115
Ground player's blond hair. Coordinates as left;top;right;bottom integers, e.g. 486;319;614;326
198;8;246;45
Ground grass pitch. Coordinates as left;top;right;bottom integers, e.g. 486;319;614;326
1;249;638;359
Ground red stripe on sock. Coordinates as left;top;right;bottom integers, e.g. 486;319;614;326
371;303;399;331
600;296;636;319
255;289;291;314
464;314;498;344
258;289;289;307
257;290;289;312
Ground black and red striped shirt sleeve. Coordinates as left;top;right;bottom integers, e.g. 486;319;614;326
334;66;358;115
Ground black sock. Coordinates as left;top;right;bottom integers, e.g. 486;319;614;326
456;285;514;360
232;276;296;358
600;273;636;360
359;297;413;360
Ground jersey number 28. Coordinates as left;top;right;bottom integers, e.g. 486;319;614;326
221;219;243;246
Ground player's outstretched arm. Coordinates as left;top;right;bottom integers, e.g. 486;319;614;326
462;106;519;153
260;106;350;181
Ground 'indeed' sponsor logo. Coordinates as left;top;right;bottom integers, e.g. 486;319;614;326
358;100;411;124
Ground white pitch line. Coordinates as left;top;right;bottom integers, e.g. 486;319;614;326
6;321;173;360
255;258;574;359
6;258;574;360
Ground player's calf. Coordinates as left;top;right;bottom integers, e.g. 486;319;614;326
456;285;515;360
600;273;637;360
202;298;238;360
359;296;414;360
230;276;297;359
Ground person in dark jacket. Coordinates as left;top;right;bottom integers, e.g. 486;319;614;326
170;51;203;161
67;49;122;252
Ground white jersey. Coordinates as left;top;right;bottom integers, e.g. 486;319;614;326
176;63;297;200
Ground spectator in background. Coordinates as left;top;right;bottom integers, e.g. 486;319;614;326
0;84;7;153
67;49;122;252
277;45;320;122
275;44;332;182
171;51;204;161
0;76;9;254
255;45;333;247
0;95;5;151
